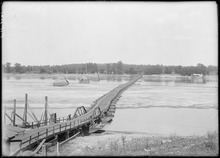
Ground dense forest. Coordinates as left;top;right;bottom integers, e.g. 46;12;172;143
2;61;218;76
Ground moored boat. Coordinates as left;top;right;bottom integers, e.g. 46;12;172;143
53;77;69;86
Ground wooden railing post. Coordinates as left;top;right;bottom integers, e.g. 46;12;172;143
13;99;16;126
45;96;48;125
60;124;61;132
56;142;60;156
38;132;39;140
23;94;28;127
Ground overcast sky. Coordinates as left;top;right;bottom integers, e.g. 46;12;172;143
2;2;218;66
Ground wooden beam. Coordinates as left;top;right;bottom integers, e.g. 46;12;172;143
15;113;30;125
5;113;13;123
23;94;28;126
31;139;46;156
27;103;38;122
13;99;16;126
45;96;48;125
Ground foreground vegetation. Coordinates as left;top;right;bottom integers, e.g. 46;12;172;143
50;131;219;156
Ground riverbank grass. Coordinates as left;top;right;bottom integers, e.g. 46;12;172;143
63;131;218;156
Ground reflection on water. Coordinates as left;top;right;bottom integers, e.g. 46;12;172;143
2;74;218;136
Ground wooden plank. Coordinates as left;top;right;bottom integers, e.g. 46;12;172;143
31;139;46;156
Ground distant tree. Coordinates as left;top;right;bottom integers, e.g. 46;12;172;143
128;67;137;74
5;62;11;73
86;63;98;74
40;67;46;73
106;64;111;74
111;63;117;74
164;66;173;74
196;63;207;75
116;61;123;74
207;65;218;75
14;63;22;73
144;65;163;75
174;65;182;74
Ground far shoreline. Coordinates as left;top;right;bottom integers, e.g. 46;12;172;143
2;73;218;81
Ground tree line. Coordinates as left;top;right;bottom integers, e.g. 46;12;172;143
2;61;218;76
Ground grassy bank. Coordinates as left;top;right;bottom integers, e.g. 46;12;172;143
46;130;218;156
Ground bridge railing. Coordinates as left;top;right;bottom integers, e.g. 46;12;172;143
23;115;72;129
20;116;92;148
19;106;103;148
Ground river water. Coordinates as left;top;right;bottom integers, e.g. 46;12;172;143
2;74;218;136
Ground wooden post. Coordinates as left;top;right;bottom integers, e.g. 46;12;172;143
29;136;32;145
45;96;48;125
46;129;48;137
56;142;60;156
23;94;28;126
13;99;16;126
42;144;47;156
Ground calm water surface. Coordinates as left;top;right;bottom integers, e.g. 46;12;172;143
2;74;218;136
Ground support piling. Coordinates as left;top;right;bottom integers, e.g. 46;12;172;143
13;99;16;126
45;96;48;125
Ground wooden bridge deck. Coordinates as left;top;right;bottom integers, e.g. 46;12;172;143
5;75;142;154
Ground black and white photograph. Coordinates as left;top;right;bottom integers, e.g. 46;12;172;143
2;1;218;156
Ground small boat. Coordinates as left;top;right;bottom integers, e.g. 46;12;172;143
79;75;89;83
53;77;69;86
